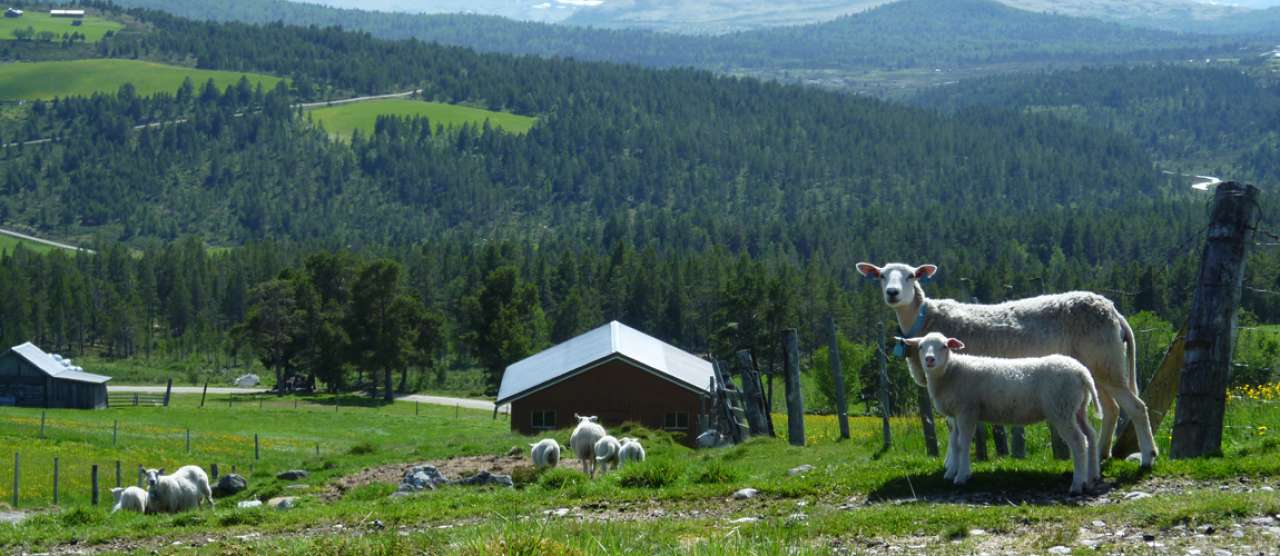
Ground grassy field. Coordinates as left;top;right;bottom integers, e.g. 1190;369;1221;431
0;14;123;43
1;386;1278;553
0;59;283;101
306;99;537;139
0;232;56;255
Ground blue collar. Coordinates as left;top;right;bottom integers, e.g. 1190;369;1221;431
893;303;928;358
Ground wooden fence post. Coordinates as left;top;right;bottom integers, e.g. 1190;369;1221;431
783;329;805;447
10;452;17;508
52;456;58;506
1173;182;1260;458
1114;323;1188;458
186;428;191;454
916;388;939;457
200;379;209;408
736;350;772;437
877;323;892;451
91;465;99;506
1011;426;1026;459
254;433;260;461
113;419;118;446
163;378;172;407
974;424;989;461
827;317;851;440
992;424;1009;457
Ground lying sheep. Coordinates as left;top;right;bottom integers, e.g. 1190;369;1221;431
901;333;1101;494
858;262;1156;467
110;486;148;514
144;466;214;513
594;435;622;475
618;437;646;467
529;438;561;469
570;414;606;477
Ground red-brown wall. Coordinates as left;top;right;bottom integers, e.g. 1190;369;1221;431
510;358;705;447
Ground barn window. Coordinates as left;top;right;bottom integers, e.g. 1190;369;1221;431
663;411;689;431
531;410;556;430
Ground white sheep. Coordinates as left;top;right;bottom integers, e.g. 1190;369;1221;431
594;435;622;475
902;333;1102;494
858;262;1157;467
570;414;606;477
529;438;562;469
110;486;148;514
618;437;646;467
144;466;214;513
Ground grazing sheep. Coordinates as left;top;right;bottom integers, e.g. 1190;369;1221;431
594;435;622;475
144;466;214;513
570;414;606;477
858;262;1156;467
902;333;1101;494
110;486;148;514
529;438;561;469
618;437;646;467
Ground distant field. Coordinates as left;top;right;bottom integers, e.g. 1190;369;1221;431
0;59;283;100
307;99;536;139
0;231;57;255
0;14;124;43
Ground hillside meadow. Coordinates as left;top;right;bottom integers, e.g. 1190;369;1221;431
306;98;537;140
0;232;56;255
1;389;1278;553
0;14;124;43
0;59;282;100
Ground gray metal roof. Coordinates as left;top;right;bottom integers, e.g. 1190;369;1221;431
9;342;112;384
496;321;714;404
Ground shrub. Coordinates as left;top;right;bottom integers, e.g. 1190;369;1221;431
509;465;542;488
537;468;584;490
218;509;267;526
617;459;678;488
348;441;376;455
59;507;102;527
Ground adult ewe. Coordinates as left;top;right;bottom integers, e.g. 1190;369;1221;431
110;486;148;514
901;333;1101;494
570;414;606;477
857;262;1156;467
618;437;646;467
529;438;562;469
144;466;214;513
594;435;622;475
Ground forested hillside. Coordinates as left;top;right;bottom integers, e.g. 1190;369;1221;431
2;3;1277;396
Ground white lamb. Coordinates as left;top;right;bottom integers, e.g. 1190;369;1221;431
570;414;606;477
902;332;1102;494
594;435;622;475
529;438;562;469
110;486;148;514
858;262;1156;467
618;437;646;467
144;466;214;513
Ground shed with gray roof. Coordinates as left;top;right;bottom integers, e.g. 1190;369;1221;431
0;342;110;409
497;321;714;446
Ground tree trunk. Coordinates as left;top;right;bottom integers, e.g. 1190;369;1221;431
384;367;394;402
1172;182;1259;458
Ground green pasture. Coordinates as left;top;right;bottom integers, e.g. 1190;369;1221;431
0;232;56;255
306;98;536;140
0;59;282;100
0;13;123;43
1;390;1277;552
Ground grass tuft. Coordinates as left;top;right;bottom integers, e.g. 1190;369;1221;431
617;458;679;488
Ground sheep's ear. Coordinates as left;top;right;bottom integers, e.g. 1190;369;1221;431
855;262;882;278
897;337;921;347
914;265;938;279
946;338;965;351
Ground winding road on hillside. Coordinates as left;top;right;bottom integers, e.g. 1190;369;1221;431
0;227;94;253
107;384;508;413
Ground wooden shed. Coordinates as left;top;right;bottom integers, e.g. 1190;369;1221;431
496;321;714;447
0;342;110;409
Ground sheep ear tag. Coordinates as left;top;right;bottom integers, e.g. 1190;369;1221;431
893;341;907;358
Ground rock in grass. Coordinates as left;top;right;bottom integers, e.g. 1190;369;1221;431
1047;546;1071;555
729;517;758;524
397;465;448;493
212;474;248;498
1123;491;1152;501
267;496;296;510
788;465;814;476
276;469;309;481
236;500;262;509
452;470;514;488
732;488;758;500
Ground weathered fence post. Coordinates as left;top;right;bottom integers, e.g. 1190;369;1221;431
113;419;118;446
200;379;209;408
52;456;58;506
827;317;851;440
10;452;17;508
783;329;805;447
916;388;939;457
1115;323;1189;458
974;424;988;461
91;465;99;505
1011;426;1026;459
163;378;172;407
992;424;1009;457
186;428;191;454
735;350;773;437
254;433;260;461
877;323;892;451
1173;182;1260;459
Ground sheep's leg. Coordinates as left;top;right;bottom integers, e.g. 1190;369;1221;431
1063;412;1091;495
951;414;978;485
943;416;958;480
1077;404;1101;486
1111;386;1157;468
1095;389;1119;462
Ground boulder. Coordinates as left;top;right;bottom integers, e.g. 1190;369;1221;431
267;496;296;510
452;470;514;488
731;488;758;500
788;464;814;476
212;474;248;498
236;500;263;509
276;469;309;481
696;430;727;449
397;465;449;494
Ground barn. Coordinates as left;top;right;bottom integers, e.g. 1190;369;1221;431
0;342;110;409
496;321;714;447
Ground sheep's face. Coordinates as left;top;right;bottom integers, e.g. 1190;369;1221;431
574;414;599;424
901;333;965;375
857;262;936;308
143;468;164;488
